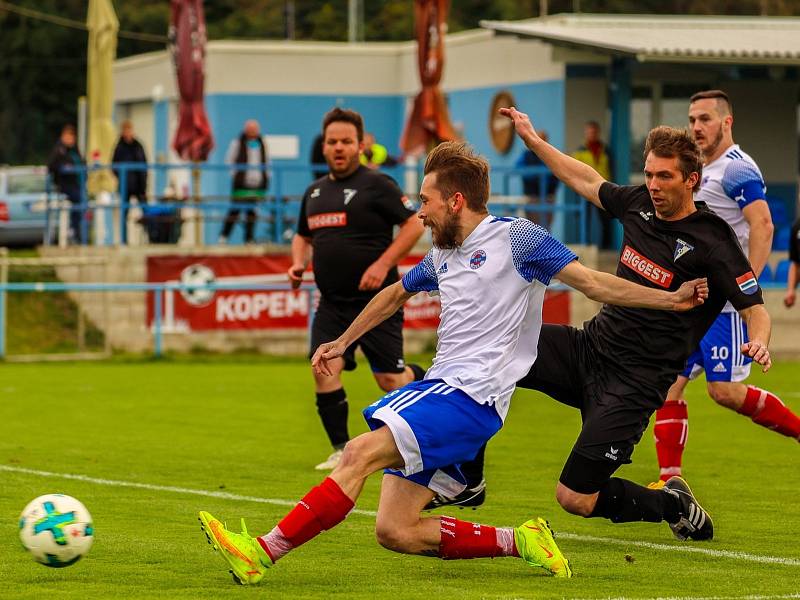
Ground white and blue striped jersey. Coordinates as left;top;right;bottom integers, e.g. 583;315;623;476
402;215;577;421
697;144;766;312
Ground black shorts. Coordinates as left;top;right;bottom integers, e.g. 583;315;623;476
310;297;406;374
517;324;668;493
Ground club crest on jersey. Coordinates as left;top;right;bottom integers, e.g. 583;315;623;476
343;188;357;205
401;195;415;210
736;271;758;295
470;249;487;270
674;238;694;262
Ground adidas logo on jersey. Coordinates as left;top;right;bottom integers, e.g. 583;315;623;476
713;362;727;373
437;262;448;274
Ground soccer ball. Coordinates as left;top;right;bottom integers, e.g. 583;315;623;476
19;494;94;567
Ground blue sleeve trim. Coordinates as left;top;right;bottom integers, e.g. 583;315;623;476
722;161;765;207
509;219;578;285
402;250;438;292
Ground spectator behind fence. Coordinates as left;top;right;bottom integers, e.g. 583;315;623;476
516;130;558;228
310;133;327;180
572;120;613;248
112;120;148;205
219;119;269;244
47;124;85;243
360;132;398;169
786;217;800;308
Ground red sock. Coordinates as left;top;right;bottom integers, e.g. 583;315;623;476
654;400;688;481
739;386;800;440
439;516;519;559
257;477;354;562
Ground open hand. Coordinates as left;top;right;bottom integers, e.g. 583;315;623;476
359;261;389;291
311;340;347;376
672;278;708;311
741;340;771;372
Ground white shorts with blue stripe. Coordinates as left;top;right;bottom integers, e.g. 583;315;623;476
682;311;752;383
363;379;502;497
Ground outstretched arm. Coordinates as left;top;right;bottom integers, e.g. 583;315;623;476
500;107;606;208
555;260;708;311
312;281;416;375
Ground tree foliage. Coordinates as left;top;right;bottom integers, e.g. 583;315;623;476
1;0;799;164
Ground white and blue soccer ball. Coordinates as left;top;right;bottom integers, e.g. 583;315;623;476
19;494;94;567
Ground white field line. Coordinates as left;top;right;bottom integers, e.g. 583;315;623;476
2;464;799;568
566;596;800;600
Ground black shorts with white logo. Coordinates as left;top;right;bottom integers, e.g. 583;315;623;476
517;324;670;493
310;296;406;374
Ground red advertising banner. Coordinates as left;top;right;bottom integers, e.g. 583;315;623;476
146;255;569;331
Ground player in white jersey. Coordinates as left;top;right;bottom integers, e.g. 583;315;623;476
197;142;709;585
652;90;800;486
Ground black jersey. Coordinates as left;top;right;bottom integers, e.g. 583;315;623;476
584;183;764;384
297;165;416;303
790;219;800;265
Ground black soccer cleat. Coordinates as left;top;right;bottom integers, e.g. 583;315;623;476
663;476;714;541
423;479;486;511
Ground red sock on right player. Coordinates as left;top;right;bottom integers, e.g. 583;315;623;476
439;516;518;559
739;386;800;440
654;400;688;481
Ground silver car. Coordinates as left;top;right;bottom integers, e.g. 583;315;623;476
0;166;57;247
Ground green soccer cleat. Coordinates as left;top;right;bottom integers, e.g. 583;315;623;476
198;511;272;585
514;517;573;578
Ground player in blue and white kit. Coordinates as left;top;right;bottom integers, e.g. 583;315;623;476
653;90;800;485
197;142;709;585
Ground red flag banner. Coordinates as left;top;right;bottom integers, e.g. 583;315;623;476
399;0;458;157
169;0;214;161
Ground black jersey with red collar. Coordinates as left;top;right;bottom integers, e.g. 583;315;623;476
297;165;416;303
585;182;764;385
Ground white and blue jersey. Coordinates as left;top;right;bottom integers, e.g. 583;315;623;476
402;215;577;421
684;144;766;382
362;216;576;493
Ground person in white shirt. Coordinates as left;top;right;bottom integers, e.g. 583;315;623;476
218;119;269;244
652;90;800;486
197;141;708;585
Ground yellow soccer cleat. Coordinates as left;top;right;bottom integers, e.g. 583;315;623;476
514;517;573;578
198;511;272;585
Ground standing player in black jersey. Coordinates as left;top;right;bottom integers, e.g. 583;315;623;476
289;108;426;471
435;106;773;542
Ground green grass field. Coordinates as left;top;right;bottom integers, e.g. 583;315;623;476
1;358;798;599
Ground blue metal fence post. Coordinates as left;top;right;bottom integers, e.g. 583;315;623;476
118;164;128;245
79;167;89;245
609;57;632;250
153;287;163;358
273;167;283;243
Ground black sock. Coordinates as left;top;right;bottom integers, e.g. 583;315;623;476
316;389;348;449
408;363;426;381
590;478;680;523
460;443;487;486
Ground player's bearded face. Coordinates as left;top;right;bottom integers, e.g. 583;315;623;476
429;206;460;249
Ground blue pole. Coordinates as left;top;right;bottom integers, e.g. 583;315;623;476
119;164;128;245
79;168;89;245
153;287;163;358
273;167;283;244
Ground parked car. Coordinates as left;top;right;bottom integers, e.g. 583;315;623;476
0;166;57;246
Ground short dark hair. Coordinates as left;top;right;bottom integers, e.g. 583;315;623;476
689;89;732;115
61;124;76;135
424;141;489;211
322;107;364;141
643;126;703;192
585;120;600;129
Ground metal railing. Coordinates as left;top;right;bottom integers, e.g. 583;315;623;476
48;162;589;246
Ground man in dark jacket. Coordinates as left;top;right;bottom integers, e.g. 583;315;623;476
47;124;85;243
219;119;269;244
112;120;148;203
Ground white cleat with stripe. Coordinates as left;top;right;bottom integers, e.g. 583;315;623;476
663;476;714;541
